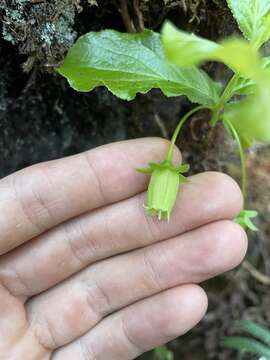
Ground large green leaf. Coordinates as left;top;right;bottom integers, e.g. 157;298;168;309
161;22;260;79
57;29;220;106
223;72;270;147
227;0;270;47
160;23;220;65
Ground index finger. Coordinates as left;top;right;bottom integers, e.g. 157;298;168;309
0;138;181;255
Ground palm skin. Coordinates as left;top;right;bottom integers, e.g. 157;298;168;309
0;138;247;359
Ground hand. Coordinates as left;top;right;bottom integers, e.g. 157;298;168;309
0;138;247;360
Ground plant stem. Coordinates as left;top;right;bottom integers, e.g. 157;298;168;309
223;119;247;204
166;105;208;162
210;74;239;127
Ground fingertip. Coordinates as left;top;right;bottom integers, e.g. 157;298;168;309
155;285;208;340
169;285;208;333
188;172;244;220
188;284;208;318
209;172;244;216
224;220;248;268
217;172;244;214
202;220;248;273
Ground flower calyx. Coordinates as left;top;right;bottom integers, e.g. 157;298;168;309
137;160;190;222
235;209;258;231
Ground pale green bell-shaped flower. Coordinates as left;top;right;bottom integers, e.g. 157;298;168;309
137;160;189;221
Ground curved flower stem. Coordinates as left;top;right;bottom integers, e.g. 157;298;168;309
223;119;247;205
166;105;209;162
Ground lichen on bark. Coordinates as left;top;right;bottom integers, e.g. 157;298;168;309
0;0;80;70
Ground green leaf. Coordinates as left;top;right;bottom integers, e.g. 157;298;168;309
161;22;220;65
174;164;190;173
161;21;260;79
237;321;270;347
227;0;270;47
224;336;270;358
57;29;220;106
224;71;270;147
235;209;258;231
136;166;153;174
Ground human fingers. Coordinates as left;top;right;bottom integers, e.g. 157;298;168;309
51;285;208;360
0;172;243;299
0;138;180;255
26;220;247;349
